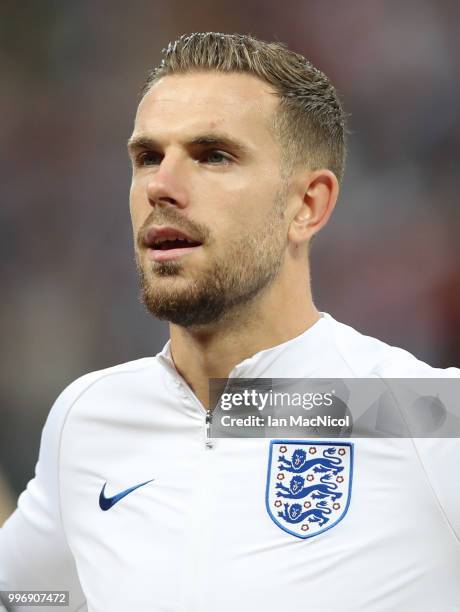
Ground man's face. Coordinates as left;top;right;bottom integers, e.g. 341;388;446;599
128;71;289;327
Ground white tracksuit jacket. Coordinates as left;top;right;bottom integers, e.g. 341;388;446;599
0;313;459;612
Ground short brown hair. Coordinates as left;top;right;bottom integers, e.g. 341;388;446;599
141;32;347;183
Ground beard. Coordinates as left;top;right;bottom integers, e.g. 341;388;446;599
136;188;287;328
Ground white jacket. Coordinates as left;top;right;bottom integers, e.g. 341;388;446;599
1;313;459;612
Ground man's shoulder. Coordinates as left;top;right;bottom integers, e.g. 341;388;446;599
45;357;160;432
60;356;157;401
323;313;460;378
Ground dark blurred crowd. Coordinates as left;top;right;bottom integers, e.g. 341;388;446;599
1;0;459;509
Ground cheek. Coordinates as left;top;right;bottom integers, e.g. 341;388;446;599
213;201;274;248
220;183;276;223
129;182;149;234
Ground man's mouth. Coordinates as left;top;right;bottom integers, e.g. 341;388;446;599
153;237;202;250
143;225;203;262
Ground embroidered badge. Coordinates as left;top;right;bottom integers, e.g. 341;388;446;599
266;440;353;539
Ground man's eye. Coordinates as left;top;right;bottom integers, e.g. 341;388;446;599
137;152;162;166
203;150;231;165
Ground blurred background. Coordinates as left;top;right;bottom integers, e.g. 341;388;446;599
1;0;459;516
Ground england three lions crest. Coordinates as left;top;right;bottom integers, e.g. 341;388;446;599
266;440;354;539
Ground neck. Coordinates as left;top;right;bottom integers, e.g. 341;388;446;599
168;271;319;408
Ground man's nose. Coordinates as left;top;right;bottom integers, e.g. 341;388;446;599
146;155;189;210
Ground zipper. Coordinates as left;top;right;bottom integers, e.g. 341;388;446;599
174;374;216;450
205;409;214;449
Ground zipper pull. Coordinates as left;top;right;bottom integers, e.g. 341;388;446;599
205;410;214;449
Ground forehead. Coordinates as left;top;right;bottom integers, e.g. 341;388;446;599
133;72;279;147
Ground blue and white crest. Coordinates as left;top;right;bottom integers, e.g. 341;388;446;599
266;440;353;539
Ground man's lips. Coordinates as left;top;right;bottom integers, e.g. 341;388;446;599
142;225;203;262
147;244;201;262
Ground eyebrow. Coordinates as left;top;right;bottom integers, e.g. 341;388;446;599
127;132;252;157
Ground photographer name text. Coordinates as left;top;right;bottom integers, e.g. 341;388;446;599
220;415;350;428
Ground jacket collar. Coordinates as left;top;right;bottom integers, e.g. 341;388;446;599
157;313;331;380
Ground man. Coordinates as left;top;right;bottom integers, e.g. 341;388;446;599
1;32;459;612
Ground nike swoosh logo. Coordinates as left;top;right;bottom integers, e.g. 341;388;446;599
99;478;155;511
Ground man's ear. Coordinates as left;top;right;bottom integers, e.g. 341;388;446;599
288;169;339;245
